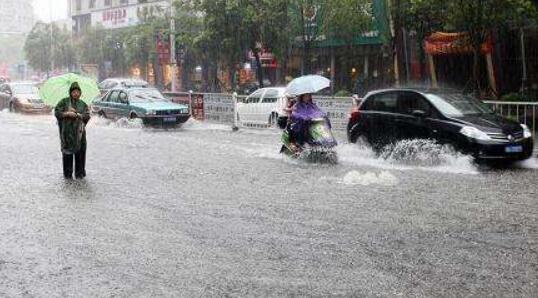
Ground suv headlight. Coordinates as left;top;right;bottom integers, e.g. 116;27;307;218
521;124;532;138
460;126;491;141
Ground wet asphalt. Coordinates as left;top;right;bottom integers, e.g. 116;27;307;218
1;111;537;297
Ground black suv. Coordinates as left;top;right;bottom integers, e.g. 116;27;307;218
347;89;534;161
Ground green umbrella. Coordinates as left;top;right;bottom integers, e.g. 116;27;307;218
39;73;100;106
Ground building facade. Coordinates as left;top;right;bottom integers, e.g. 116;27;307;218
69;0;169;34
0;0;34;34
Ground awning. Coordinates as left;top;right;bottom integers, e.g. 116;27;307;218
424;32;493;55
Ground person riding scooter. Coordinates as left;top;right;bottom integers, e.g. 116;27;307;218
286;93;330;153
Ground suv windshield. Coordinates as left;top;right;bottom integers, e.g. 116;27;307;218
12;84;38;95
129;89;168;103
425;93;493;117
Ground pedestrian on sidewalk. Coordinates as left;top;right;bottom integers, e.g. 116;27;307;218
54;82;91;179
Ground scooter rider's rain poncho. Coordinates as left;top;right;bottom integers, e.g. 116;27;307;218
290;101;334;146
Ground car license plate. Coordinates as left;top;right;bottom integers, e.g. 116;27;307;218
505;145;523;153
163;117;177;122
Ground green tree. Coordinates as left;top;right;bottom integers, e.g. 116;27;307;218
78;25;136;80
401;0;537;94
288;0;373;75
24;22;76;73
173;2;205;90
175;0;373;89
175;0;291;90
0;34;26;68
399;0;447;82
448;0;537;94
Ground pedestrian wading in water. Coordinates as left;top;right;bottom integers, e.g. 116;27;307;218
54;82;91;179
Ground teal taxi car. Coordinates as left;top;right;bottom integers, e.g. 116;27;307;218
91;87;190;126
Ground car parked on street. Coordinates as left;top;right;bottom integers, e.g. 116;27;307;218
91;87;190;126
236;87;287;127
347;88;534;161
98;78;148;96
0;82;52;114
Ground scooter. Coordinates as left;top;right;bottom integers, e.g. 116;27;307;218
280;117;338;163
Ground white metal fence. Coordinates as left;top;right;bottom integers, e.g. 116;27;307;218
483;101;538;140
195;93;353;130
165;92;538;139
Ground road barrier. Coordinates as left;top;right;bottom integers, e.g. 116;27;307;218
483;101;538;140
164;91;353;130
165;92;538;140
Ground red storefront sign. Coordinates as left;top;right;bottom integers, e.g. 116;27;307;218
102;8;127;26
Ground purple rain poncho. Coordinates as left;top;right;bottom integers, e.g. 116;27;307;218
290;101;331;144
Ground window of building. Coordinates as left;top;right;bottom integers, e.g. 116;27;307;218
105;0;112;6
89;0;96;9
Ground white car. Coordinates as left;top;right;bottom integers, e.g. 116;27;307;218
237;87;287;127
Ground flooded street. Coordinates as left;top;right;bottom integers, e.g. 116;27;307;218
1;111;538;296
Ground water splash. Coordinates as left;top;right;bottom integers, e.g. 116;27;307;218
338;139;477;175
342;170;399;186
381;139;469;166
89;116;143;129
182;119;231;131
114;117;144;129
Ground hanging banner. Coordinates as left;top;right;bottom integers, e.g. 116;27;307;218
424;32;493;55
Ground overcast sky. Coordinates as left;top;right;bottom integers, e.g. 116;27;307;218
33;0;68;22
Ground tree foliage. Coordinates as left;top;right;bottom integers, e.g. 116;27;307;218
402;0;538;94
24;22;76;73
175;0;373;86
0;35;26;67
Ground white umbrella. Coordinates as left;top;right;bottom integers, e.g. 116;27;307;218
285;75;331;97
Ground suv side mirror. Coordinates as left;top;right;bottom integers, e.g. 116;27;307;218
412;110;427;118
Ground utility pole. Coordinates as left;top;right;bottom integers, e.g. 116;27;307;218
169;0;177;92
49;0;55;76
520;28;528;92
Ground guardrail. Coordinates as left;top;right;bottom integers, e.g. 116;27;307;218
483;101;538;140
164;92;538;139
164;91;353;130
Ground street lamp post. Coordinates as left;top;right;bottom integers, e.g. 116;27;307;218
49;0;55;75
169;0;177;92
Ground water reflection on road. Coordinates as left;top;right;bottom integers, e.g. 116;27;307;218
1;111;537;296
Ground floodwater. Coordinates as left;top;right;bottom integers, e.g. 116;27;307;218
1;111;537;296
